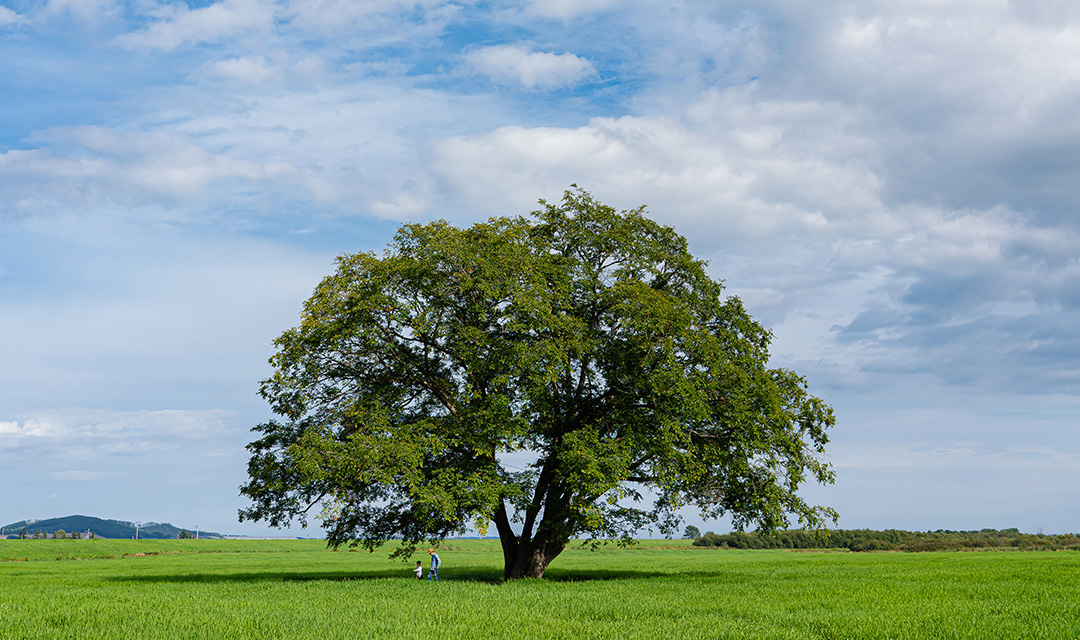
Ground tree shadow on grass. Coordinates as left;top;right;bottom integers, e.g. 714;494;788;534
108;566;678;585
110;570;411;584
541;568;669;582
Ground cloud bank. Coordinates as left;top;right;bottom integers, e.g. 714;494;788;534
2;0;1079;534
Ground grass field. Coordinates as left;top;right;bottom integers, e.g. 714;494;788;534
2;538;1077;639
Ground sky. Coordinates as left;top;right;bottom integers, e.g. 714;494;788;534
1;0;1078;538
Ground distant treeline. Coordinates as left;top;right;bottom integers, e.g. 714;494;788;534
693;528;1080;552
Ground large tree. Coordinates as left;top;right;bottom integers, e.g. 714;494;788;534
240;188;836;580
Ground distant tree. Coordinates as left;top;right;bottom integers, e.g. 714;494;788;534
178;529;194;539
684;525;701;540
19;527;28;539
241;187;837;580
53;530;67;540
32;531;45;539
71;531;81;540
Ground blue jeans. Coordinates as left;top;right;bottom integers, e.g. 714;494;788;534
428;566;439;581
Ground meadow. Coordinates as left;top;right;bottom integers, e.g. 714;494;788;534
1;538;1077;639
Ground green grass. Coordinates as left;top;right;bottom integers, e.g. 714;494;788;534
2;539;1077;639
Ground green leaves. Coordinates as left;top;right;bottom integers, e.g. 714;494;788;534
241;187;837;577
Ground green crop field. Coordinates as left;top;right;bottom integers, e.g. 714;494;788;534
2;538;1077;639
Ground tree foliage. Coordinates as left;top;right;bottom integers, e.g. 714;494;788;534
240;187;837;579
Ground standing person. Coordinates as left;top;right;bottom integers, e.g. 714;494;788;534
427;548;441;582
414;561;423;580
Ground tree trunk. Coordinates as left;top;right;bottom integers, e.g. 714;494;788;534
502;536;566;580
497;510;569;580
495;483;572;580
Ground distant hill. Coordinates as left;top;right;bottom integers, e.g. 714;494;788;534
1;515;224;539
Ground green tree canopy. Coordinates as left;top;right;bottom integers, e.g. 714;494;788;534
240;187;836;579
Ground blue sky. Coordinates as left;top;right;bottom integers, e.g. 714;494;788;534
2;0;1079;537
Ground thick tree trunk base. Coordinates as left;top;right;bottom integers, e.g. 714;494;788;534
502;538;567;580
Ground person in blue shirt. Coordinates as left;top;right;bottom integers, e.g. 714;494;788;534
427;548;441;581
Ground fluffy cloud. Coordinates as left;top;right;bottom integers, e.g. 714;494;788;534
430;87;880;239
774;3;1080;220
830;213;1080;393
0;127;299;211
115;0;276;51
283;0;463;38
206;55;282;84
0;6;20;27
462;43;598;90
39;0;119;22
0;409;233;458
112;0;464;52
521;0;620;20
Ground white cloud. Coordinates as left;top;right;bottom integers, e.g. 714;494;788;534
0;126;297;207
1008;0;1080;27
431;87;879;237
0;420;42;436
283;0;462;36
52;470;109;481
370;187;435;219
462;43;598;90
0;6;20;26
40;0;118;22
0;409;233;457
522;0;619;20
206;56;282;84
115;0;276;51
